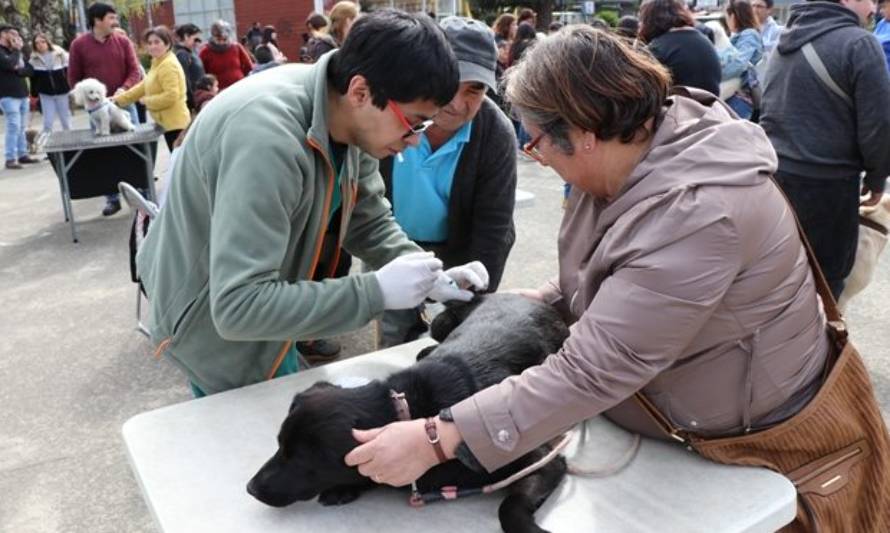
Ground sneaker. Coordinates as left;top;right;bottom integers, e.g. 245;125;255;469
18;155;40;164
5;160;22;169
102;200;122;217
296;339;342;364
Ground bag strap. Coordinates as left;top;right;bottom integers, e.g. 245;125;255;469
633;176;847;442
800;43;852;107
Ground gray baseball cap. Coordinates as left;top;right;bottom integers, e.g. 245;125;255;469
439;17;498;93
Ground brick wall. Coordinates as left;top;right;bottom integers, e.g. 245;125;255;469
234;0;315;62
128;1;177;41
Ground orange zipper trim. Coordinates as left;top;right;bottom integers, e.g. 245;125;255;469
266;136;336;380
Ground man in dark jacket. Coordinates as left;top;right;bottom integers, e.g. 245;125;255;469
760;0;890;298
0;25;39;169
375;17;517;347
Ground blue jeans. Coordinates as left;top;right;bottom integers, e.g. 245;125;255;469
38;93;72;132
0;96;29;161
727;95;753;120
103;103;140;203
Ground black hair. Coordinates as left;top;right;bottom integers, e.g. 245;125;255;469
327;9;458;109
764;0;775;7
196;74;217;91
87;2;116;29
175;23;201;40
254;44;274;64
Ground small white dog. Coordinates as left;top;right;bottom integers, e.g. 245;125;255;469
839;195;890;312
71;78;135;136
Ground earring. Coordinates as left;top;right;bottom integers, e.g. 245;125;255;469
585;144;591;150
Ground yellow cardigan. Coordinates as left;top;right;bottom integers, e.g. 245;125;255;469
116;51;191;131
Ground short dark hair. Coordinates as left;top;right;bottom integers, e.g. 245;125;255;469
143;26;174;48
254;44;274;64
548;21;564;32
638;0;695;42
0;24;19;36
764;0;775;8
727;0;759;31
175;23;201;40
87;2;116;29
306;13;328;31
327;9;459;109
196;74;217;90
615;15;640;39
517;8;536;25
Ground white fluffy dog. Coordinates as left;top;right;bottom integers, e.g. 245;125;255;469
839;195;890;312
71;78;135;136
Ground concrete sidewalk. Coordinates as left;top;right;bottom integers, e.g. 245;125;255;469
1;113;888;532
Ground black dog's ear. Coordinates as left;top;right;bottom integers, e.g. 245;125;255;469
429;296;483;341
289;381;337;412
415;345;437;361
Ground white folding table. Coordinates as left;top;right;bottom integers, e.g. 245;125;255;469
123;339;796;533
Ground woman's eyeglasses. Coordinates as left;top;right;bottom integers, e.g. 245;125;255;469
523;129;548;164
388;101;435;139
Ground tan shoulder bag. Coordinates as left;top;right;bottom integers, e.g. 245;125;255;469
634;181;890;532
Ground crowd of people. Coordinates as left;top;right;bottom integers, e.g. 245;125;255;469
1;1;890;529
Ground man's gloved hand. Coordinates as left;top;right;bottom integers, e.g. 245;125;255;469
428;261;490;303
375;252;443;310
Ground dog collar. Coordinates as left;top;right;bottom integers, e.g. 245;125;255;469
389;390;411;422
87;101;111;114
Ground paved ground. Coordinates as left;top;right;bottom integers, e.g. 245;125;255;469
1;112;888;533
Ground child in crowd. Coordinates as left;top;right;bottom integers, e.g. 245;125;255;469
192;74;218;112
248;44;280;75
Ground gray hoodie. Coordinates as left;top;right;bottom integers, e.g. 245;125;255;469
452;90;830;471
760;1;890;192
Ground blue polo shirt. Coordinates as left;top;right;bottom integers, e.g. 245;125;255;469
391;122;473;243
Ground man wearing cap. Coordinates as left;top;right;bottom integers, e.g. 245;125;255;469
374;16;517;347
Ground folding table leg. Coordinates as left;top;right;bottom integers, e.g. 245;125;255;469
58;159;78;243
144;142;157;203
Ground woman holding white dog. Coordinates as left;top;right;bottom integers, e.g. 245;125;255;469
346;27;890;531
29;33;72;135
114;26;190;151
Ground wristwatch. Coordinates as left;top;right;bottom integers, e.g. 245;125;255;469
438;408;484;472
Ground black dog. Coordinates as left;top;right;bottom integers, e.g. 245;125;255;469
247;294;570;533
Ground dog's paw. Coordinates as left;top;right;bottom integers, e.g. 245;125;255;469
317;486;364;506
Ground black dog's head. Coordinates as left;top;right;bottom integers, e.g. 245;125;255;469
247;381;369;506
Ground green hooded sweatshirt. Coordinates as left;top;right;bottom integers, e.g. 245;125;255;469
136;52;422;394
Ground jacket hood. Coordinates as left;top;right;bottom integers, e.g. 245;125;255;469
777;2;861;54
601;88;777;230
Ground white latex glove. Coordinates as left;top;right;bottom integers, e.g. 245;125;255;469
428;261;490;303
374;252;443;310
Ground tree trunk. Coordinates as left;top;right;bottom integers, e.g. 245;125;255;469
30;0;66;44
0;0;29;34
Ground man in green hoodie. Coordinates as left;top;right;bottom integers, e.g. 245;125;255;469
136;10;489;396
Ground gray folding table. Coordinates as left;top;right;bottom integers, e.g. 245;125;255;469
45;124;163;242
123;339;797;533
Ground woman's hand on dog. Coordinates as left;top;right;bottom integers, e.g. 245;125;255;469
344;417;461;487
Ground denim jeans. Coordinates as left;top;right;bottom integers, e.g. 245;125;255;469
0;96;29;161
726;95;753;120
38;93;72;132
774;172;860;299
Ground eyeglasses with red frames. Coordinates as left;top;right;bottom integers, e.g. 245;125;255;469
388;101;435;139
523;129;548;164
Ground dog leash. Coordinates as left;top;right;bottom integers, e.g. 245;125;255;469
389;389;591;507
